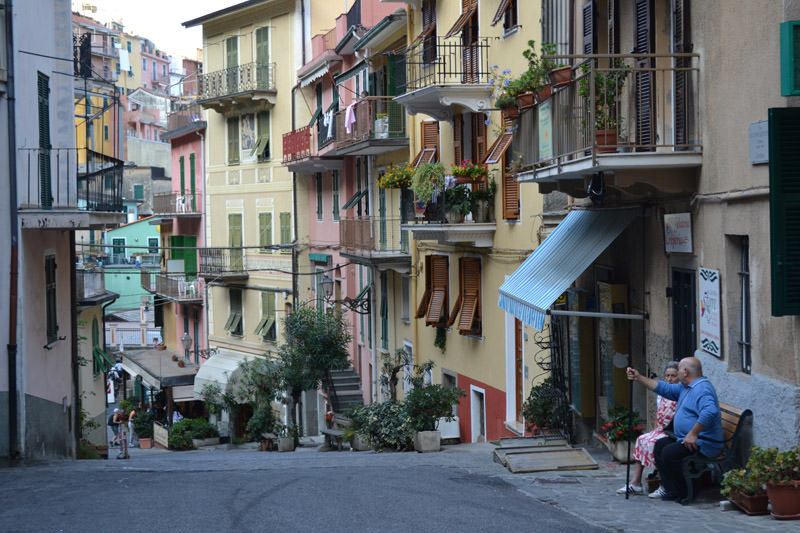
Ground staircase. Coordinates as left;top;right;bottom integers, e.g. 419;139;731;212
325;368;364;414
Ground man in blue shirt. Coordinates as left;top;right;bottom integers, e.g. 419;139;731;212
626;357;722;501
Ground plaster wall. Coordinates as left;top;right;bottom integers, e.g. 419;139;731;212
77;306;109;446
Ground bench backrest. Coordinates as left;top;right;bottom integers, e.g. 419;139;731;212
718;402;752;460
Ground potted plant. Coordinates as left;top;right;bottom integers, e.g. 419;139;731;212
598;406;644;463
721;452;769;516
444;185;472;224
488;65;522;117
405;361;465;453
521;40;559;104
756;445;800;519
276;423;298;452
522;376;557;434
246;405;277;451
578;58;630;153
188;418;221;448
132;410;155;449
378;163;414;190
542;42;571;87
471;178;496;223
410;161;445;205
451;161;489;184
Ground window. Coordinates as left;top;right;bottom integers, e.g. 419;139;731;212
224;288;243;337
104;124;109;141
279;212;291;253
316;174;323;220
421;0;437;64
133;183;144;200
148;237;159;254
116;62;120;75
126;40;131;54
380;272;388;350
45;255;57;344
142;57;146;71
228;213;243;271
254;292;276;342
413;122;439;167
332;171;340;221
416;255;449;327
781;21;800;95
259;212;273;251
728;236;751;373
227;117;239;164
254;111;270;160
447;257;482;336
401;276;410;322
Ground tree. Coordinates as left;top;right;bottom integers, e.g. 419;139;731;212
235;356;281;440
380;349;412;401
276;304;352;429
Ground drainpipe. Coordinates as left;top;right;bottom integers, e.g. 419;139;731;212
5;0;19;460
195;128;209;354
70;232;80;457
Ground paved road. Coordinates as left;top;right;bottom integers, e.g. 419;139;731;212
1;441;796;532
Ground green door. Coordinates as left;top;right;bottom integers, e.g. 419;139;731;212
229;213;243;270
226;36;238;93
112;238;125;264
189;153;196;211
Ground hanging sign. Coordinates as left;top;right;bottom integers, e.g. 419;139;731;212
664;213;692;253
538;99;553;162
698;267;721;357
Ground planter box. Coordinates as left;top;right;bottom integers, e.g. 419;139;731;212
351;434;371;451
729;491;769;516
192;437;220;448
153;422;169;449
278;437;295;452
414;430;441;453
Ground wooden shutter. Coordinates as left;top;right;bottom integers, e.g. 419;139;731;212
259;212;272;248
227;117;239;163
453;114;463;165
472;113;487;164
37;73;52;209
457;258;481;335
502;148;519;219
484;125;513;165
673;0;691;149
179;155;185;194
582;1;596;55
413;121;440;166
608;0;619;54
769;107;800;316
634;0;655;151
425;255;449;326
416;255;433;319
491;0;511;26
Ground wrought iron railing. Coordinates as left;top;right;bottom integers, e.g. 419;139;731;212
513;53;701;171
198;247;247;277
17;147;123;212
153;192;200;214
282;126;312;162
404;37;492;92
141;270;204;302
334;99;406;148
340;216;409;255
198;62;276;100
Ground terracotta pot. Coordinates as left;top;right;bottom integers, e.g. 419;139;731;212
729;490;769;516
595;129;618;153
502;105;520;119
516;92;535;110
156;345;167;350
612;440;634;463
138;437;152;450
767;482;800;519
535;84;552;103
549;66;572;87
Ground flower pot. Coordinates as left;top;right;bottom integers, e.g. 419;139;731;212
595;129;618;153
446;210;465;224
535;84;552;103
502;105;520;119
156;344;167;351
415;200;427;215
138;437;152;449
767;482;800;519
351;434;370;452
473;201;489;223
612;440;635;463
548;66;572;87
729;490;769;516
414;430;441;453
278;437;295;452
516;92;535;110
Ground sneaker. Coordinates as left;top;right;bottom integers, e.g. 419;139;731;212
648;486;668;499
616;483;644;495
660;490;679;501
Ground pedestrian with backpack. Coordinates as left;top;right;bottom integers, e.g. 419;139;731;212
108;408;120;446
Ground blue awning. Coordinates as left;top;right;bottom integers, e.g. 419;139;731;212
498;208;639;330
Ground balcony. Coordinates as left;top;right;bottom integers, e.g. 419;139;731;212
401;195;495;248
198;247;248;281
340;216;411;269
394;37;493;122
514;54;702;198
76;267;117;307
17;148;125;229
282;124;343;174
141;270;204;303
166;104;204;132
197;62;277;113
334;99;408;156
152;192;201;217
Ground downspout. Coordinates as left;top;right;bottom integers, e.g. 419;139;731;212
404;4;420;369
195;128;209;355
70;232;80;457
5;0;19;460
291;84;299;306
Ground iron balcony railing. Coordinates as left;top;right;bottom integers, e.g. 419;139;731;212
513;53;701;170
17;147;123;212
198;247;247;278
334;99;406;148
141;270;204;302
198;62;276;101
153;192;200;215
405;37;492;92
318;111;337;150
167;103;203;131
340;216;409;255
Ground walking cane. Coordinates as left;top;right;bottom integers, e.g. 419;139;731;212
625;375;633;500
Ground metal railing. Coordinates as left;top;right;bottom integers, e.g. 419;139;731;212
105;326;162;347
198;62;276;100
167;103;203;131
141;270;204;302
334;99;406;148
153;192;200;214
198;247;247;277
405;37;492;92
340;216;409;255
513;53;701;170
282;126;312;162
17;147;123;212
318;111;337;149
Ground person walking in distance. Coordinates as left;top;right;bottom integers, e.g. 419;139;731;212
128;406;137;447
113;407;129;459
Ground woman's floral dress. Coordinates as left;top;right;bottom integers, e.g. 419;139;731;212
632;396;677;467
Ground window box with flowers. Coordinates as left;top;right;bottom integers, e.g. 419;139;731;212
451;161;489;185
599;406;643;464
378;163;414;190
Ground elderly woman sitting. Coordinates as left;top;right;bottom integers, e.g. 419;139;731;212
616;362;679;497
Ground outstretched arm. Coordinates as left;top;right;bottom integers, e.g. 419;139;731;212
626;367;658;391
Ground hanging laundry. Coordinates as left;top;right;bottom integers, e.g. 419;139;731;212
345;103;357;134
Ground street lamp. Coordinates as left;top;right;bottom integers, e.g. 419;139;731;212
320;273;370;315
180;331;192;361
179;331;216;363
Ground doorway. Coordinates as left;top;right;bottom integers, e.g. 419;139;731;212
671;268;696;359
470;387;486;443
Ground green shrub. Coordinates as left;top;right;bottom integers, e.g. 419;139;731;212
78;441;101;460
118;399;134;415
356;401;414;452
132;411;154;439
168;419;195;450
246;406;276;441
404;384;464;432
187;418;219;439
522;376;557;431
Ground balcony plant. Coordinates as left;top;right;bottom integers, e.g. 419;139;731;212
488;65;522;117
378;163;414;190
578;58;630;152
520;40;561;104
752;445;800;518
721;447;769;515
410;161;445;204
471;177;497;223
451;160;489;184
444;185;472;224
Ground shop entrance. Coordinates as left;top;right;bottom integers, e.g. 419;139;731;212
671;268;696;359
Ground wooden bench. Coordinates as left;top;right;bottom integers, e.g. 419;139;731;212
679;401;753;504
321;414;352;451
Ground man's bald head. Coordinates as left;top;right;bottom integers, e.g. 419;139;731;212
678;357;703;384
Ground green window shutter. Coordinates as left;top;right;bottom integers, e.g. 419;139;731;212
280;212;291;253
316;174;323;220
227;117;239;163
148;237;159;254
256;26;270;89
780;21;800;96
259;212;273;249
179;155;185;195
134;184;144;201
332;171;340;221
182;236;197;280
37;73;52;209
45;255;57;344
769;107;800;315
225;36;238;93
189;153;196;210
380;272;388;350
228;214;243;248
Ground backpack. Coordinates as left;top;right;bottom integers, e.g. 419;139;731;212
108;414;115;426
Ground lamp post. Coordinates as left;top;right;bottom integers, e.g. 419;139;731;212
180;331;192;361
320;273;370;315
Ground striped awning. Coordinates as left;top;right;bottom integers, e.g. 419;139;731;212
498;208;639;330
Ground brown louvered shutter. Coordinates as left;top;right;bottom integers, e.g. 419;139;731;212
453;114;463;165
472;113;487;164
413;122;440;166
484;124;513;165
673;0;691;149
425;255;449;326
457;257;481;335
416;255;433;318
582;1;596;55
608;0;619;54
634;0;655;151
502;147;519;219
